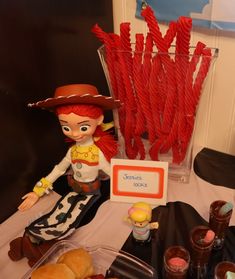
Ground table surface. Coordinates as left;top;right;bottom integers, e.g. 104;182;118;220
1;149;235;278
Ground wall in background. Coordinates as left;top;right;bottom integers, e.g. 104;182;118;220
0;0;113;222
113;0;235;155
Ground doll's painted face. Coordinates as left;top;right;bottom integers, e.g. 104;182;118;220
132;220;149;228
58;112;104;144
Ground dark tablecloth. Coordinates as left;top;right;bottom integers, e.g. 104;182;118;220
120;148;235;279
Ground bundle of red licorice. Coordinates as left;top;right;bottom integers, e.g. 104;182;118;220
92;6;214;164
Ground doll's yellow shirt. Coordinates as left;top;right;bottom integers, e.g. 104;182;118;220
70;143;99;166
44;138;110;182
33;137;110;197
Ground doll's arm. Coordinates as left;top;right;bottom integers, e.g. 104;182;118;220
150;222;159;229
18;176;55;211
32;177;53;197
18;150;71;211
99;150;111;176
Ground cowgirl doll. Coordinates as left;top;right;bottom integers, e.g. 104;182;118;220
8;84;121;265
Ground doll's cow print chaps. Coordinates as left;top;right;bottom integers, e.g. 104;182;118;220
25;191;100;242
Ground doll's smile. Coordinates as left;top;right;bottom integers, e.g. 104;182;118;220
73;135;87;142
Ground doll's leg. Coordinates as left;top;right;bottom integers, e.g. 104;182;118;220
26;192;100;242
8;192;100;265
29;192;85;228
7;192;72;263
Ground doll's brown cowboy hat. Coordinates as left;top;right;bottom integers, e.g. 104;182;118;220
28;84;121;110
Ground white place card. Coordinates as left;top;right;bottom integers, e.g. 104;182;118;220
110;158;168;205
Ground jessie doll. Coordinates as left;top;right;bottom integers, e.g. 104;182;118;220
8;84;121;265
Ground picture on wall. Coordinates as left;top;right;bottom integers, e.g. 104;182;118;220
136;0;235;31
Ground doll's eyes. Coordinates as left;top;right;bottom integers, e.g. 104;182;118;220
79;124;90;132
61;125;71;132
61;124;90;133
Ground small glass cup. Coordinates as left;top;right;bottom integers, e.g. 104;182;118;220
209;200;233;250
214;261;235;279
189;225;215;279
164;246;190;279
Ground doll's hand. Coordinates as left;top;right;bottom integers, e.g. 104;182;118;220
150;222;159;230
18;192;39;211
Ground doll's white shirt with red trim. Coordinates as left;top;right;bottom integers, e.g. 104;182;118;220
45;137;110;184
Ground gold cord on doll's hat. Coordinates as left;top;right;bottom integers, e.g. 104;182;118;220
28;84;121;110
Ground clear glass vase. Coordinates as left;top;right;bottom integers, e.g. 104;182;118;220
98;44;218;183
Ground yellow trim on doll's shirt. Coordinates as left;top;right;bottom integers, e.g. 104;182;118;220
71;144;99;166
33;177;53;197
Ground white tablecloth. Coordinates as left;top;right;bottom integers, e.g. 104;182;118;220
0;161;234;278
